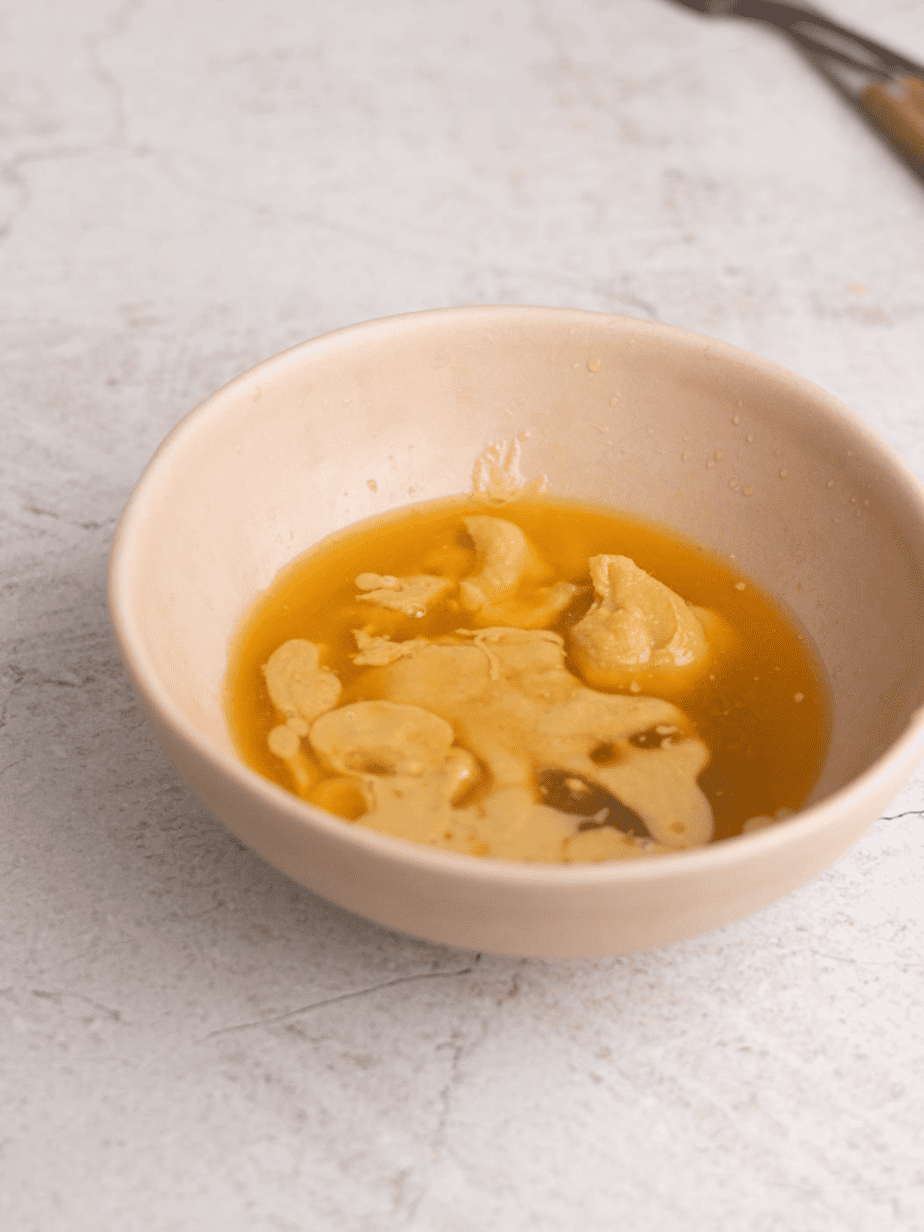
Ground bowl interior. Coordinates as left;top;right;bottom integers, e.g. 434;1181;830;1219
113;308;924;820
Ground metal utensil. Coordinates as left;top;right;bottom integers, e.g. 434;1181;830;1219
670;0;924;177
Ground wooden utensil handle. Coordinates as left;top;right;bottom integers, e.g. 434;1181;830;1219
862;76;924;176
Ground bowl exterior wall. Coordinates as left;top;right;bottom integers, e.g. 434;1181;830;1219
131;664;919;958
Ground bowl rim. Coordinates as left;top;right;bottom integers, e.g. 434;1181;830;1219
108;304;924;887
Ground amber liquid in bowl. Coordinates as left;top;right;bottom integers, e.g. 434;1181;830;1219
224;496;830;845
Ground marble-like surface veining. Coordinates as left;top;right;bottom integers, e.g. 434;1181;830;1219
3;1;924;1228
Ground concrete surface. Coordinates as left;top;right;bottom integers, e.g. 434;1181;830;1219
3;1;924;1228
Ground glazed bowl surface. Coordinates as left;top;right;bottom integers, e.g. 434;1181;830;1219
108;307;924;957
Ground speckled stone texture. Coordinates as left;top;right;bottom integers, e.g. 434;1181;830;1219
3;1;924;1229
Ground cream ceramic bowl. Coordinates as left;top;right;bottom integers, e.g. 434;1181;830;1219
109;307;924;957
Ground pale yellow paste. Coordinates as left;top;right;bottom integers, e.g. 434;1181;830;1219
260;516;727;862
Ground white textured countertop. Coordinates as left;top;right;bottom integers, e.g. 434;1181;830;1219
3;2;924;1228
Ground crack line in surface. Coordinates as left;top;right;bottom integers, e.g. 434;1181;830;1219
398;959;499;1228
399;1036;470;1229
203;964;475;1041
28;988;127;1022
806;949;924;970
